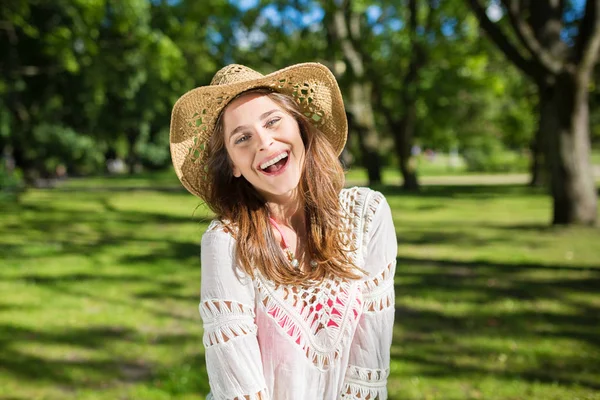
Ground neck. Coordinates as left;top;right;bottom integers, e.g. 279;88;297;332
266;191;305;229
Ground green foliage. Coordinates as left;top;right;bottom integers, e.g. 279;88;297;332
0;163;24;201
28;124;105;176
135;126;171;169
356;0;536;166
462;135;529;173
0;0;587;183
1;0;230;178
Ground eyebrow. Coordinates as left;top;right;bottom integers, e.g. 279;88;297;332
228;109;280;141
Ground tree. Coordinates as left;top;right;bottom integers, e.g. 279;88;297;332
323;0;383;185
367;0;437;191
0;0;234;179
0;0;107;181
467;0;599;225
359;0;529;188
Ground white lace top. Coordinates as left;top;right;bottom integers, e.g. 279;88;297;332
199;187;397;400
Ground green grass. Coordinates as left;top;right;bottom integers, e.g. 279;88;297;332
1;174;599;399
345;154;469;183
591;148;600;165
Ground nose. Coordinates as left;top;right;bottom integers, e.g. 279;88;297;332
256;127;274;151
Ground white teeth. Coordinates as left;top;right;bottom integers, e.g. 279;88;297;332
260;152;288;170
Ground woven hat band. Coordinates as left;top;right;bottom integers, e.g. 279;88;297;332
210;64;264;86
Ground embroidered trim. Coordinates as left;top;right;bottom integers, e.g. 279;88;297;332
362;191;384;253
340;188;395;314
362;260;396;314
255;274;362;370
339;187;386;263
341;365;389;399
199;300;257;347
206;388;269;400
339;187;369;265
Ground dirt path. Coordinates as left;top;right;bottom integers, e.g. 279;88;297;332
347;166;600;187
420;174;529;186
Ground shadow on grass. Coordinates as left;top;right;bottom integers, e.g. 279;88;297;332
394;255;600;391
376;183;547;199
0;323;209;393
52;186;185;193
397;256;600;274
2;183;599;397
149;354;212;397
0;324;141;385
1;196;206;264
1;191;212;396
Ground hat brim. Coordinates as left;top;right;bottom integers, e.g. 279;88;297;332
170;62;347;200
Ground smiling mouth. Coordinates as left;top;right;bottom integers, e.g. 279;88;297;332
259;152;289;175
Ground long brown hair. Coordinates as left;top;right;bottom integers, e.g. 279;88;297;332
204;88;360;285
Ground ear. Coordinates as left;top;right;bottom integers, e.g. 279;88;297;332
232;165;241;178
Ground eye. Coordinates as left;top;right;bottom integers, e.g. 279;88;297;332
234;134;250;145
265;117;281;128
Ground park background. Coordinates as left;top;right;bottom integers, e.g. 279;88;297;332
1;0;600;399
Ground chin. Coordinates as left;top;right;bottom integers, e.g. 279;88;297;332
260;179;302;200
268;183;299;197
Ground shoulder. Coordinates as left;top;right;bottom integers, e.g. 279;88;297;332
339;187;393;261
202;219;237;243
201;219;238;260
339;186;388;227
339;186;386;208
200;219;254;299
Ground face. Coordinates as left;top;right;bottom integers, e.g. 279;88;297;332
222;93;305;203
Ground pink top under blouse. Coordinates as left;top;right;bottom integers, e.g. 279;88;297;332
199;187;397;400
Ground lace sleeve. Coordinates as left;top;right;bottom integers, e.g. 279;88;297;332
200;223;269;400
342;193;397;399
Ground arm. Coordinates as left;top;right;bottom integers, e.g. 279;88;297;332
342;193;397;399
200;226;269;400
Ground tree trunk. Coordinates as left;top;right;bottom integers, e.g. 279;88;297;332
125;130;137;175
348;82;382;185
466;0;599;225
8;108;37;184
395;0;424;191
529;133;546;187
547;72;597;225
529;82;550;187
326;1;383;186
394;103;419;191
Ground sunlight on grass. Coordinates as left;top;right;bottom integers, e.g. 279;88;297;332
591;148;600;165
1;175;599;399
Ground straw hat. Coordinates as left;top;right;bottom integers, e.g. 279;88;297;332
169;62;347;200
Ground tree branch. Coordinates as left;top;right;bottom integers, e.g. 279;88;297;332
404;0;427;103
331;0;365;77
406;2;417;86
425;0;436;34
575;0;600;77
344;0;373;71
467;0;537;78
500;0;564;74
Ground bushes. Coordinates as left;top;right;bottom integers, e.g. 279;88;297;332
462;135;529;173
0;161;24;201
135;126;171;169
6;122;172;182
27;123;105;177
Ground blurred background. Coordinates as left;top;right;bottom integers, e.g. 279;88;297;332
1;1;599;399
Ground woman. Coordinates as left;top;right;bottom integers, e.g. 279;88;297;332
170;63;397;400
